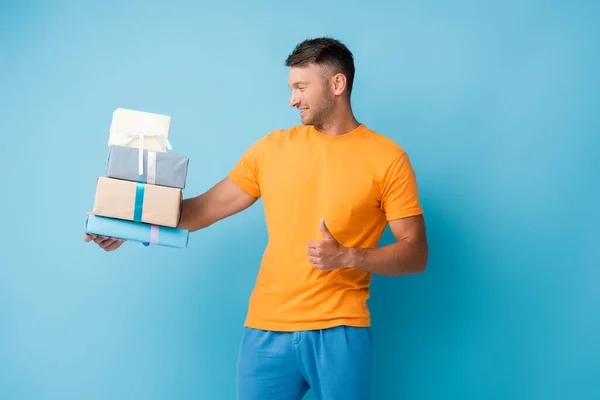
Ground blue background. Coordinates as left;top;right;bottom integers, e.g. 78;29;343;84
1;0;598;399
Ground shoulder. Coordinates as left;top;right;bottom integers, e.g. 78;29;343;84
251;125;307;148
360;125;407;161
264;125;306;140
243;128;286;149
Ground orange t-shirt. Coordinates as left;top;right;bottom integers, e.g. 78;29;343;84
228;123;423;331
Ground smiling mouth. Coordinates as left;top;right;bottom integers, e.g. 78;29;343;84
299;108;308;116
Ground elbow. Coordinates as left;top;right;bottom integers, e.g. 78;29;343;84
391;257;427;277
405;244;428;276
404;257;427;276
402;235;428;276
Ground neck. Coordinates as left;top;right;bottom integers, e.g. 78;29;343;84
314;100;360;135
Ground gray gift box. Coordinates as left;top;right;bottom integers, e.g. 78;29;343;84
106;145;189;189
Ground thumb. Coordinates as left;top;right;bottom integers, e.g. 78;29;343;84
319;218;334;240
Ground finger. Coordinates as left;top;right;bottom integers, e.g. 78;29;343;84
98;238;117;249
307;240;321;249
84;234;97;242
319;218;334;240
100;239;116;249
104;239;123;252
308;256;320;264
307;248;319;256
94;236;109;245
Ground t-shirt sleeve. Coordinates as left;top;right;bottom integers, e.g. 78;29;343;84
380;152;423;220
228;138;266;198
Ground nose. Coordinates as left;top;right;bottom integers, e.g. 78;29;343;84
289;91;300;108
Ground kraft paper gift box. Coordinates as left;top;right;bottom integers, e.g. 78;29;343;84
93;177;182;228
106;145;189;189
85;214;189;248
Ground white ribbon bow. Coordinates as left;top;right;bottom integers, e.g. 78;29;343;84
110;115;172;175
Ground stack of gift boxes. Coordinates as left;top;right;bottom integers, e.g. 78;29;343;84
84;108;190;248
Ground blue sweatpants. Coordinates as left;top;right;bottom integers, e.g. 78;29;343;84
237;325;373;400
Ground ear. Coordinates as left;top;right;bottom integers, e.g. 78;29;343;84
331;73;347;96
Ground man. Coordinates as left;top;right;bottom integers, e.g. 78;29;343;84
85;37;428;400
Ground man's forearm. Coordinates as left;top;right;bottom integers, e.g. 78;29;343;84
177;195;212;232
345;238;428;276
176;178;258;232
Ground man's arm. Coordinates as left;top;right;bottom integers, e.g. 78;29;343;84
346;215;428;276
84;177;258;250
308;215;428;276
177;177;258;232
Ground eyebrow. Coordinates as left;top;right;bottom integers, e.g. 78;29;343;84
289;81;309;88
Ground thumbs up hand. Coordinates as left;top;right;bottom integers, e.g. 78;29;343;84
307;218;349;271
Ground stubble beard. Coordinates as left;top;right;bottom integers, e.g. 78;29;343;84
303;93;336;128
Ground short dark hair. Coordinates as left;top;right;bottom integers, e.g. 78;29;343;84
285;37;355;96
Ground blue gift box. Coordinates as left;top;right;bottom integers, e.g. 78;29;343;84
106;145;189;189
85;214;189;248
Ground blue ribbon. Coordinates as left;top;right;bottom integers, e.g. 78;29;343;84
134;182;145;222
